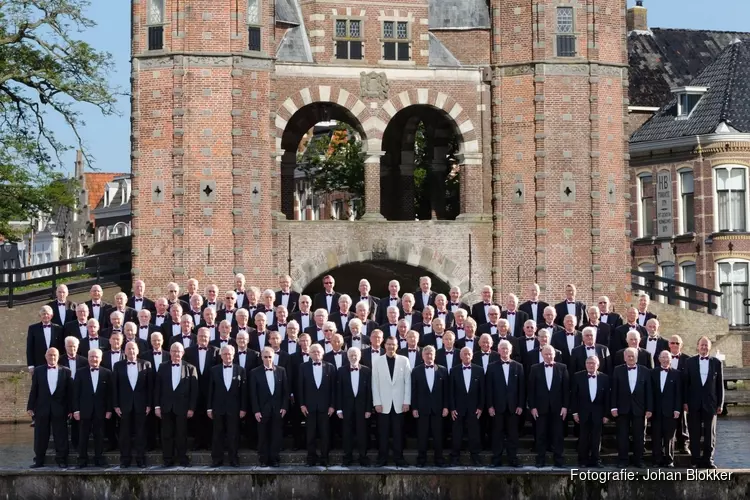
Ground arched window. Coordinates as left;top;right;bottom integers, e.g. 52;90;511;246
717;259;749;326
714;165;749;232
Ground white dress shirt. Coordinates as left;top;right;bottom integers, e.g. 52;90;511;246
660;368;668;392
325;295;333;311
171;364;181;390
127;362;138;390
628;366;638;393
91;368;100;392
198;349;206;373
223;365;233;391
332;352;343;369
299;314;310;330
350;336;363;350
481;352;490;373
566;302;576;318
280;293;290;308
287;341;297;355
507;313;516;333
138;325;151;341
111;351;122;366
434;336;444;350
171;324;181;337
235;292;245;309
566;334;575;354
423;325;433;335
388;325;398;338
323;340;333;353
264;310;274;325
339;316;348;332
371;350;381;364
361;323;369;337
502;361;510;384
544;364;553;390
445;352;455;373
133;298;143;312
67;358;78;379
455;327;465;340
58;304;67;324
538;351;545;364
206;302;217;311
600;314;609;324
78;324;88;339
463;338;475;349
265;368;276;394
525;337;536;352
43;326;52;349
91;303;102;321
155;315;166;327
530;303;539;322
47;367;59;394
225;311;234;325
670;355;679;370
699;357;709;385
315;328;324;342
638;313;646;326
588;374;597;402
646;336;658;356
422;293;431;308
462;365;472;392
258;333;267;350
313;363;322;388
404;315;413;328
351;367;360;397
153;352;163;371
273;351;280;366
407;350;417;367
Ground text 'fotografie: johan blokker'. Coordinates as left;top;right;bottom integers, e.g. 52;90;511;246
571;469;734;482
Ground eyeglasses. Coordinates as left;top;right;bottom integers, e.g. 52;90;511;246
323;282;333;285
598;301;607;304
262;355;273;359
668;341;680;345
324;329;333;332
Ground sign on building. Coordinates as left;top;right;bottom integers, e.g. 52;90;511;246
656;170;673;237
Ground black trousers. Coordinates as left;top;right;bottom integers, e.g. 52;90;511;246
78;416;105;464
306;410;331;460
105;414;119;450
341;411;368;460
146;411;162;450
34;414;68;464
161;410;189;464
416;413;444;463
69;419;79;449
257;412;284;463
535;413;563;465
677;411;690;449
377;410;404;462
451;412;481;459
287;403;304;449
616;412;646;464
119;410;147;463
688;408;717;465
652;413;677;465
492;410;519;462
211;412;240;463
577;415;603;465
191;404;212;449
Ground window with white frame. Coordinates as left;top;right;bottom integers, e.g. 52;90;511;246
715;166;747;232
382;21;410;61
638;263;657;300
660;261;677;305
247;0;261;51
718;260;749;325
147;0;164;50
679;170;695;233
680;261;698;310
556;7;576;57
639;174;655;237
334;19;363;60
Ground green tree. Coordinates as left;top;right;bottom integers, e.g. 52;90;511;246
0;0;118;240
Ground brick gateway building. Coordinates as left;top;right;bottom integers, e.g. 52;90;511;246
130;0;630;303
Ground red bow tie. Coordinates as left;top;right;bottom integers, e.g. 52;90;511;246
507;312;515;315
48;365;57;370
700;356;709;361
544;364;554;368
566;333;576;336
662;368;670;372
588;374;596;379
198;347;207;350
672;355;680;359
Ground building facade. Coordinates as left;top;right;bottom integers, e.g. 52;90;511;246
130;0;631;304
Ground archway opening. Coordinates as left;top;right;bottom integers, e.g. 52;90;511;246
381;105;461;221
301;260;451;299
280;102;368;221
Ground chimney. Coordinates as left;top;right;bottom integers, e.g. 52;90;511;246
74;149;84;178
627;1;648;32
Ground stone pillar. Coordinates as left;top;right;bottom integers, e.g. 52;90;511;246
280;150;297;220
399;150;416;221
457;152;484;220
362;151;385;220
430;145;451;219
380;159;392;220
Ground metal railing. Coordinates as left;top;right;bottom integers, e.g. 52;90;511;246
630;269;722;311
0;249;132;308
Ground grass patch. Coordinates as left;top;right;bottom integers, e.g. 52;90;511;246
0;274;94;295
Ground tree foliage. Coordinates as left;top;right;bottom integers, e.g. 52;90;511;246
0;0;119;240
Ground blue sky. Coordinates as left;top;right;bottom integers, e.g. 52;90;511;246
53;0;750;174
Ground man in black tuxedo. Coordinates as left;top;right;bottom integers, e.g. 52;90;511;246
398;330;423;369
553;283;587;328
288;333;311;450
169;315;197;349
597;295;623;329
165;281;190;315
292;294;314;332
113;341;152;468
27;305;64;374
178;278;203;305
684;336;724;469
501;294;529;338
186;293;207;328
517;320;540;362
323;333;349;370
123;322;149;355
611;307;647;355
652;350;682;468
233;273;248;310
448;286;471;315
348;301;379;339
523;329;562;379
73;348;114;468
537;305;563;336
414;276;437;312
377;279;401;325
330;294;355;335
60;336;87;447
433;294;455;331
128;279;156;313
611;348;653;468
352;278;379;321
410;345;449;467
77;319;105;358
667;334;691;454
470;285;497;325
613;330;654;369
85;285;110;327
379;304;402;339
570;356;610;467
641;318;669;365
519;283;549;324
210;320;236;351
101;332;124;371
571;327;611;376
154;342;199;467
231;308;252;339
298;344;336;466
486;340;525;467
215;292;238;330
140;331;168;450
207;345;248;467
455;317;480;352
48;284;76;327
184;328;220;450
399;293;421;328
336;347;372;466
110;292;139;325
550;314;582;372
345;318;371;351
136;309;160;345
161;304;185;340
474;334;500;373
27;348;73;468
204;284;221;312
312;274;341;314
64;304;91;341
151;298;170;329
585;306;612;349
477;304;502;339
360;329;384;369
275;274;300;313
250;347;290;467
255;289;278;326
304;309;329;345
527;345;569;468
233;331;261;372
448;347;484;466
636;294;657;327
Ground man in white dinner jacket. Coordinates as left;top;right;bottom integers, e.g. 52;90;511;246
372;335;411;467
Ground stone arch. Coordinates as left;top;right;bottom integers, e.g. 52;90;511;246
376;88;479;154
273;85;383;152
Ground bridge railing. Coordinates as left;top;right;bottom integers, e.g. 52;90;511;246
630;269;722;312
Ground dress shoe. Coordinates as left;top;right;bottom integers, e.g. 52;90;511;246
395;459;408;467
342;456;352;467
470;457;483;467
553;461;565;468
211;461;223;468
510;460;522;468
270;461;280;468
120;462;130;469
491;459;503;468
434;460;446;468
77;463;87;469
319;459;328;467
706;462;717;469
57;462;67;469
359;457;371;467
258;461;268;467
376;459;387;467
137;461;146;469
306;459;317;467
30;463;44;469
179;460;191;468
229;461;239;467
163;460;175;467
535;462;545;468
415;461;426;468
94;459;107;468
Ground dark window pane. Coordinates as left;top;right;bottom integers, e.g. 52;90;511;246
336;40;349;59
397;21;408;39
148;26;164;51
383;42;395;60
248;26;261;51
397;42;409;61
383;21;394;39
350;41;362;60
684;193;695;232
335;20;347;38
349;20;361;38
557;35;576;57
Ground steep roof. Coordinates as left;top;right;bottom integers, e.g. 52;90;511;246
83;173;125;221
628;28;750;108
630;39;750;144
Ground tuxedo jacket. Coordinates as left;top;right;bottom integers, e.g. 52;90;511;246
184;345;221;385
490;335;520;360
160;318;184;339
536;323;564;337
127;296;156;313
651;367;682;417
207;363;248;415
684;356;724;413
27;365;73;417
523;348;563;379
397;347;425;368
433;310;455;331
297;360;336;412
154;361;199;415
371;354;412;413
26;323;64;367
139;350;169;374
414;291;437;312
123;337;149;354
73;366;114;418
420;332;449;350
108;307;138;325
611;324;647;355
527;362;569;414
486;359;525;413
398;310;423;328
248;329;272;353
611;364;653;416
600;312;624;330
671;352;690;372
100;349;125;370
550;330;583;369
166;299;190;315
150;312;170;327
571;343;612;376
470;301;499;325
519;300;550;324
304;324;327;344
472;351;500;374
169;333;197;349
639;336;670;364
360;346;384;369
135;324;160;343
350;296;379;321
570;371;610;422
346;319;379;339
553;300;588;327
112;359;152;413
272;349;292;373
455;336;480;353
378;322;402;339
323;350;350;370
636;311;658;327
234;348;261;373
85;300;111;326
215;309;239;329
249;365;290;417
500;310;529;338
58;355;88;379
209;337;237;351
613;347;654;369
64;321;90;341
410;364;449;416
584;322;612;349
179;293;206;307
516;336;540;362
312;291;341;314
336;364;373;415
275;290;300;313
449;364;485;416
278;338;301;354
46;300;77;327
343;333;370;351
435;348;462;374
376;296;401;325
329;311;355;335
233;290;249;310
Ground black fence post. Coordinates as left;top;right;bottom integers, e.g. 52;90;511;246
96;256;101;283
51;264;57;297
8;272;14;309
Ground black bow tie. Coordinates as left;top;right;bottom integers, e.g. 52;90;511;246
507;312;515;315
544;364;554;368
444;350;454;355
501;361;510;365
450;302;459;307
237;291;245;295
224;365;233;369
465;339;474;343
425;365;434;369
566;333;576;336
463;366;471;370
288;340;296;344
672;355;680;359
567;301;575;304
89;337;99;341
333;352;342;356
313;362;321;366
628;366;637;371
482;352;490;356
79;323;87;327
408;349;417;353
350;367;358;371
662;368;670;372
325;340;330;344
58;302;66;306
207;301;216;305
390;297;398;301
92;304;100;308
265;368;273;371
326;293;333;296
700;356;709;361
277;323;286;327
360;297;368;301
43;325;51;329
156;315;165;318
588;374;596;379
282;292;289;296
140;325;149;329
68;357;76;361
351;336;361;341
586;346;595;350
530;301;538;304
90;368;99;372
300;312;308;316
172;364;180;367
182;336;191;340
127;362;136;365
648;337;657;342
198;347;207;350
134;298;142;302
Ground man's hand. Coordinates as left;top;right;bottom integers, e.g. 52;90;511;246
240;411;246;419
375;405;383;414
602;417;609;424
412;410;419;418
155;408;162;419
301;405;309;416
515;407;523;416
207;410;213;420
475;409;482;418
488;407;496;417
402;404;409;413
451;410;458;420
683;404;688;413
717;408;723;415
673;411;680;419
573;414;580;424
611;409;618;418
105;412;112;420
28;367;34;375
530;408;539;420
337;412;344;420
255;412;262;422
560;408;567;420
645;411;652;419
27;410;34;418
328;407;335;417
442;408;448;418
365;412;371;419
187;410;194;418
280;409;286;417
115;407;122;417
73;411;80;421
145;407;151;416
